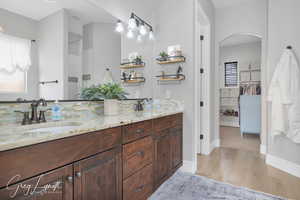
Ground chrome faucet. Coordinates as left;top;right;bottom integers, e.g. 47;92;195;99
15;98;49;125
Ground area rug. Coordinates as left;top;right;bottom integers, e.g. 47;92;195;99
149;171;286;200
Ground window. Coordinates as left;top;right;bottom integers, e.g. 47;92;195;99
224;62;238;87
0;33;31;93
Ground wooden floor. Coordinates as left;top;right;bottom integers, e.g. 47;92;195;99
197;127;300;200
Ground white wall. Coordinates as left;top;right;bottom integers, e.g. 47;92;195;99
219;42;262;87
267;0;300;165
215;0;268;148
153;0;197;169
38;10;68;100
82;23;121;87
0;8;39;101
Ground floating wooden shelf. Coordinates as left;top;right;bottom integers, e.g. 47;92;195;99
159;76;185;81
120;64;144;69
156;74;185;82
156;56;186;64
121;77;146;84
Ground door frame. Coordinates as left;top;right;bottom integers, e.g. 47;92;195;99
194;1;212;156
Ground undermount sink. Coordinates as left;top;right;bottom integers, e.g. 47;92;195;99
23;121;83;135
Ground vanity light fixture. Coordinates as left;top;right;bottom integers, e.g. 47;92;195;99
115;20;124;33
128;13;137;30
116;12;155;42
127;29;134;39
139;22;147;36
149;28;155;40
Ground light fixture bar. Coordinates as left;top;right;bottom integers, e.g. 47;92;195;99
130;13;153;32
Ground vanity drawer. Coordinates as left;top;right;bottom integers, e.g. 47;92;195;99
169;113;183;128
123;136;154;179
153;113;183;132
123;164;153;200
0;127;122;188
122;120;152;143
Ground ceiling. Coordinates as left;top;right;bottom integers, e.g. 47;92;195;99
220;34;261;47
0;0;116;24
212;0;251;9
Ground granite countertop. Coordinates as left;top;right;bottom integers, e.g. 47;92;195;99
0;100;184;152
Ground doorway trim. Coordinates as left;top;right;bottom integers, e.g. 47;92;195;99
194;0;212;157
215;32;268;156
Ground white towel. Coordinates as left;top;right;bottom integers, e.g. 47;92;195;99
268;49;300;143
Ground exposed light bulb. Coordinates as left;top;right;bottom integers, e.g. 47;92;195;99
115;20;124;33
127;29;134;39
139;23;147;36
149;29;155;40
128;15;137;30
137;35;143;43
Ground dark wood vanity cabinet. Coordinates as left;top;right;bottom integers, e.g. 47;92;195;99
74;147;122;200
154;113;183;189
0;164;73;200
0;113;183;200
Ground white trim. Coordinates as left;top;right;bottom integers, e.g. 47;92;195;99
266;154;300;178
210;139;220;153
180;160;197;174
260;144;267;155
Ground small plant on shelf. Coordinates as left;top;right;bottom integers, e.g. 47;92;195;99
158;51;169;61
133;55;143;65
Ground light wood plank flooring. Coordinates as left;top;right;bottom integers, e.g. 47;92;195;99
197;127;300;200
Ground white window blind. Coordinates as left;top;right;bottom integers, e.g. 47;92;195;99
225;62;238;87
0;33;31;93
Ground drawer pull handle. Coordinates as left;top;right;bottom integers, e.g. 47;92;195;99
128;151;145;159
134;184;145;192
136;129;144;134
66;176;73;183
75;172;82;178
138;151;145;157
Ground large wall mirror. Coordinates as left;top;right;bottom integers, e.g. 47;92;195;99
0;0;127;101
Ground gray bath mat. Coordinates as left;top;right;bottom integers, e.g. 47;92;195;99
149;171;286;200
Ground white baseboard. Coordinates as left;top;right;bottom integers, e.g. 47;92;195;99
180;160;197;174
210;139;220;153
266;154;300;178
260;144;267;155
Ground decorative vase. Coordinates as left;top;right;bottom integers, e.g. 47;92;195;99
104;99;120;116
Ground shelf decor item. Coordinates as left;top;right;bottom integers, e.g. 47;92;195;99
80;83;128;115
121;53;145;69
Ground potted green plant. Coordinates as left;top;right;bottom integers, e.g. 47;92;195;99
81;83;128;115
134;55;143;65
159;51;169;61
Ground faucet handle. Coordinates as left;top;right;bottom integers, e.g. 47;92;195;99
14;111;31;125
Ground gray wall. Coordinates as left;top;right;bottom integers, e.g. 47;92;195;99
267;0;300;164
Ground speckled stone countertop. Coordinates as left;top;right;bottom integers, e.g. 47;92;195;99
0;99;184;152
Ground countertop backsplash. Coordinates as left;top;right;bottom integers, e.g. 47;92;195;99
0;100;140;127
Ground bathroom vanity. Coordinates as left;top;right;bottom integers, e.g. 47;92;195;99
0;112;183;200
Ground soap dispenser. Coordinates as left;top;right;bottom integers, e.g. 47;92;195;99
52;100;62;121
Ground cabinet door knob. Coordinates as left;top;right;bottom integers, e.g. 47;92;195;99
136;129;144;134
66;176;73;183
76;172;82;178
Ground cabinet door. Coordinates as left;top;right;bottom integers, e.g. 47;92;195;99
0;165;73;200
154;129;171;187
74;147;122;200
170;127;183;170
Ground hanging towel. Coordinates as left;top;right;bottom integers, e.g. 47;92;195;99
268;49;300;143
